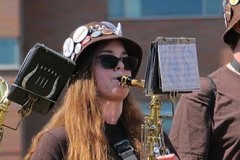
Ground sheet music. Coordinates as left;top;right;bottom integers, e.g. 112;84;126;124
158;43;200;92
144;37;200;95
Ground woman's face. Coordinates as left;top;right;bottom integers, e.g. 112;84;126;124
93;40;132;101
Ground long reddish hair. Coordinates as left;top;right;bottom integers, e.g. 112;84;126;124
24;40;144;160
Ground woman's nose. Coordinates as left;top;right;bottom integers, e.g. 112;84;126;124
114;60;125;71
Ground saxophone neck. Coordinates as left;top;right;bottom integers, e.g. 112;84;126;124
119;76;145;88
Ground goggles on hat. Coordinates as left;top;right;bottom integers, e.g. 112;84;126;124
95;54;138;71
229;0;240;6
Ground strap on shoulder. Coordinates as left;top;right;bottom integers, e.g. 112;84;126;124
114;139;138;160
207;76;217;119
207;76;217;99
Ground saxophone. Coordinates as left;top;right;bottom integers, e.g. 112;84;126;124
119;76;170;160
0;77;11;143
0;77;31;144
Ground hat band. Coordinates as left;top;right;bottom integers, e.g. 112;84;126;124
62;22;123;61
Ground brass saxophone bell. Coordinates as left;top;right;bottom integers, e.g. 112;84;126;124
0;77;11;142
0;76;38;144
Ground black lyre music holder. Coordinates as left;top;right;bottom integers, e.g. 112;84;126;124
7;43;76;118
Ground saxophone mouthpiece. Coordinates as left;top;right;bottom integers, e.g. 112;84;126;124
119;76;144;88
117;77;122;83
118;76;132;88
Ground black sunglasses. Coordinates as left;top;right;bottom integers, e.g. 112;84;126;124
95;55;138;71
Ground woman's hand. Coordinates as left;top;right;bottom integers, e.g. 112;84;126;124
156;153;179;160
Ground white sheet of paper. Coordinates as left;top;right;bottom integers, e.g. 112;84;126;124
158;43;200;92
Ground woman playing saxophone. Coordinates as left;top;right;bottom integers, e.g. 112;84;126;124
23;21;178;160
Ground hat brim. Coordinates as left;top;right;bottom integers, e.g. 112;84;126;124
223;4;240;44
74;34;142;78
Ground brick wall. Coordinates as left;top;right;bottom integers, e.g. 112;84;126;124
0;0;21;159
0;0;234;159
0;0;20;37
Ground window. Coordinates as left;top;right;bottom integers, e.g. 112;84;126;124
0;38;20;69
108;0;223;19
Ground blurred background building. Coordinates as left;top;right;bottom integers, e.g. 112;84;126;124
0;0;232;159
